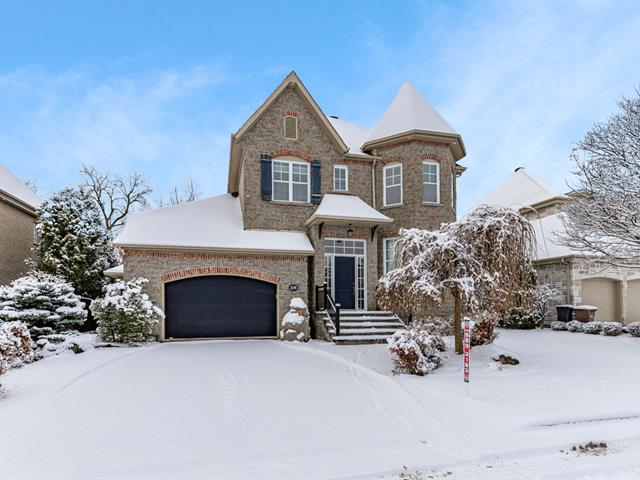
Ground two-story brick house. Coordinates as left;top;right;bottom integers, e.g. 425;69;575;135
115;71;466;341
0;163;39;286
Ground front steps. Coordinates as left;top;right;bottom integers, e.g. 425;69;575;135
332;311;405;345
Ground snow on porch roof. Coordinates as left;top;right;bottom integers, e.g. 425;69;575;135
0;162;40;209
115;194;315;255
305;194;392;226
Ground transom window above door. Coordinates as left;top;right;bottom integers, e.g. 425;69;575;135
333;165;348;191
422;161;440;203
383;164;402;206
272;159;310;203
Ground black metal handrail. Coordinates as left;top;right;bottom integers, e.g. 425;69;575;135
315;282;341;336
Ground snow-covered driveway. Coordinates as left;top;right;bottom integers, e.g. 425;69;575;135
0;340;455;479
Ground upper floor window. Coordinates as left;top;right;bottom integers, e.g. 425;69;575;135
383;163;402;206
383;237;399;274
284;116;297;140
333;165;348;191
422;161;440;204
272;159;309;203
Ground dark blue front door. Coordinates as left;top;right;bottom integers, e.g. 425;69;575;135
334;256;355;309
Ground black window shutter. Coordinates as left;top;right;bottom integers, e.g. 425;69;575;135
261;154;272;201
311;159;321;204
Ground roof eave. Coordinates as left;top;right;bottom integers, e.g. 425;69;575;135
362;130;466;161
114;242;315;256
0;190;38;216
305;214;393;228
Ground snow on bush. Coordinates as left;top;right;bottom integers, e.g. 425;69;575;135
601;322;623;336
280;297;310;342
566;320;584;332
626;322;640;337
91;278;163;345
471;314;499;346
0;321;35;371
551;321;568;331
388;326;444;376
36;332;95;358
499;307;540;330
0;272;86;336
413;317;453;336
582;322;603;335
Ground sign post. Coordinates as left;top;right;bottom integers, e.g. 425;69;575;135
463;317;470;396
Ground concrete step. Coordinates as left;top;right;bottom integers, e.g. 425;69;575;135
336;328;399;335
337;316;402;322
333;334;391;345
340;321;404;329
339;311;395;317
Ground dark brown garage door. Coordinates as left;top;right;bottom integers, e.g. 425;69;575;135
164;276;277;339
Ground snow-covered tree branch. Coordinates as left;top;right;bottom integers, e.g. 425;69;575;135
557;89;640;265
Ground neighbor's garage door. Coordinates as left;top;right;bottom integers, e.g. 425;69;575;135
627;279;640;322
581;278;621;322
164;276;277;339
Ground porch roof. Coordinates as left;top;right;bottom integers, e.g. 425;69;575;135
305;194;392;227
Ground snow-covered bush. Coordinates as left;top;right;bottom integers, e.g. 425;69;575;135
471;314;499;346
626;322;640;337
280;297;310;342
388;326;444;376
601;322;623;336
499;307;540;330
582;322;603;335
567;320;584;332
36;332;95;358
413;316;454;336
91;278;163;345
0;272;86;336
551;321;568;331
33;187;117;298
0;321;35;370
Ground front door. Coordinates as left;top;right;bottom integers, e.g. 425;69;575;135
334;256;356;309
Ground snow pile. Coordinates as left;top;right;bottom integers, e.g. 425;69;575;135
36;332;96;358
387;326;444;376
280;297;309;342
0;272;86;335
0;321;34;375
91;278;163;345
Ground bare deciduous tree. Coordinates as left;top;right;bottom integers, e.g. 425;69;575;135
558;89;640;265
156;177;201;207
378;206;536;354
80;165;152;233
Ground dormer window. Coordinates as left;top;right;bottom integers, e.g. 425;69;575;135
284;116;297;140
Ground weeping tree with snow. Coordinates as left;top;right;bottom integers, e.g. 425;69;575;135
557;89;640;264
33;187;117;299
378;205;536;354
0;272;86;337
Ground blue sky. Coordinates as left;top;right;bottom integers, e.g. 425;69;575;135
1;1;639;214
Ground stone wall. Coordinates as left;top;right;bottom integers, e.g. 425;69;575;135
123;249;310;339
0;199;35;286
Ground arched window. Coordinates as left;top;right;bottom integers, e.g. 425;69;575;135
284;116;297;140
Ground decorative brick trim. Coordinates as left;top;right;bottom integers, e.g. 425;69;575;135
332;158;373;165
271;148;311;161
162;267;280;284
321;230;369;240
283;111;299;117
379;230;400;239
420;152;441;161
381;156;405;166
377;139;441;152
125;250;306;262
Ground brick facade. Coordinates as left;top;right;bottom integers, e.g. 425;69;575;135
0;198;36;286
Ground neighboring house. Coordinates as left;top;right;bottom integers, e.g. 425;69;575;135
0;163;39;286
471;167;640;323
115;71;466;341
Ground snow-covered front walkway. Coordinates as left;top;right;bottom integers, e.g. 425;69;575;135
1;330;640;479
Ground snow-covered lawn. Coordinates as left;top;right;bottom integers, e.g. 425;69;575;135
1;330;640;479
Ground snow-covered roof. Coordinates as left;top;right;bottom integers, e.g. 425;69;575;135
115;194;315;254
530;212;574;261
104;264;124;279
327;117;372;157
469;168;564;213
365;81;457;144
305;194;392;226
0;163;39;209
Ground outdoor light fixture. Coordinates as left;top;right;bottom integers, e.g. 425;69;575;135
346;226;354;238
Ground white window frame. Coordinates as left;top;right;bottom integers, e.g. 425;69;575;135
333;165;348;191
383;163;403;207
383;237;399;275
284;116;297;140
272;158;310;203
422;160;440;204
324;238;367;310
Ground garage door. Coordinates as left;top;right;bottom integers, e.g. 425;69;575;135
164;276;277;339
581;278;621;322
627;280;640;322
